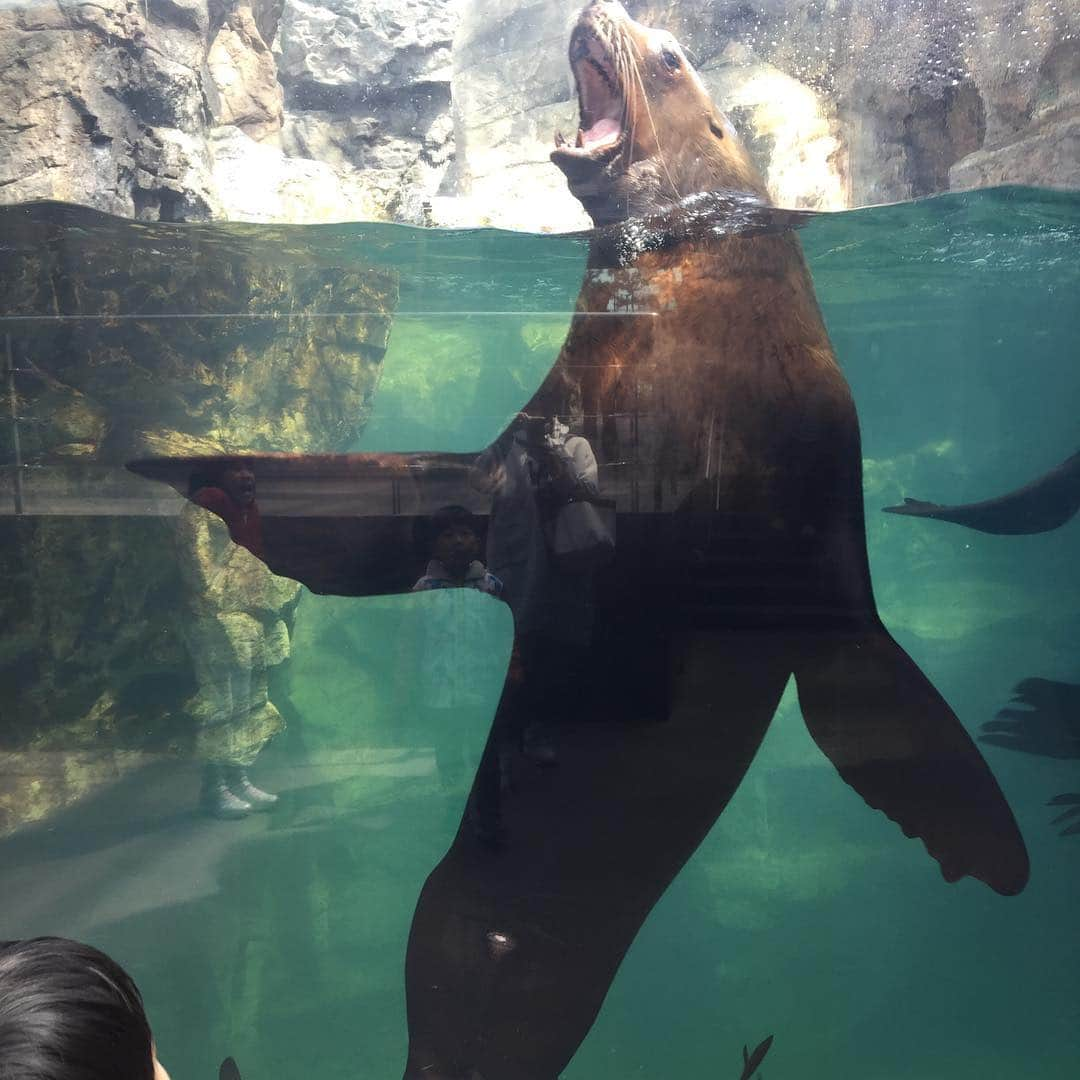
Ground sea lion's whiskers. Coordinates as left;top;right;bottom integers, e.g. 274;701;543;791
612;36;637;216
624;35;679;197
610;35;633;147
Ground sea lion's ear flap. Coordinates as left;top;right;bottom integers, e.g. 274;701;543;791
708;112;726;140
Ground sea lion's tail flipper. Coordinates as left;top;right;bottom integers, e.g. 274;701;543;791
738;1035;773;1080
794;629;1029;896
882;450;1080;535
219;1058;242;1080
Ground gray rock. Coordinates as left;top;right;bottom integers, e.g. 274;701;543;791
279;78;455;220
447;0;1080;228
951;108;1080;191
205;4;284;141
276;0;462;222
0;0;215;218
276;0;456;94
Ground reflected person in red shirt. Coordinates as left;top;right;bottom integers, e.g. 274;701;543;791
189;461;264;560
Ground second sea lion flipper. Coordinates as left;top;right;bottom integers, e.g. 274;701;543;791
881;497;944;517
881;450;1080;534
794;629;1029;896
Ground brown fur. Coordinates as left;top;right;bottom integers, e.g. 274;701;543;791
544;1;851;522
524;1;1028;904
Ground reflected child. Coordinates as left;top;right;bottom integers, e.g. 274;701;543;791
410;506;504;794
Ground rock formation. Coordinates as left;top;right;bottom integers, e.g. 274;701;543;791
0;0;459;223
448;0;1080;230
2;0;1076;228
277;0;459;221
0;201;397;833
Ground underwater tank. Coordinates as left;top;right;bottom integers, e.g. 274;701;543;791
1;2;1079;1079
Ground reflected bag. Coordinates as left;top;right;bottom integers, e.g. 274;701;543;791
545;496;616;574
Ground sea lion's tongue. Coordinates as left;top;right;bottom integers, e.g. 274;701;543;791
581;116;620;150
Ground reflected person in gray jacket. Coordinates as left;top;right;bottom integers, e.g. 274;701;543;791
473;404;600;770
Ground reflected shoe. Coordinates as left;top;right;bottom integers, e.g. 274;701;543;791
224;767;279;812
201;766;252;820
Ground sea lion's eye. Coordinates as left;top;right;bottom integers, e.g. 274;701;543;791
661;47;681;70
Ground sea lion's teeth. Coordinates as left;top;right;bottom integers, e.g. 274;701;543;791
576;129;584;148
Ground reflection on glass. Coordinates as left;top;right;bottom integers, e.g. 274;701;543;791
134;4;1030;1076
409;505;504;813
1;3;1079;1080
179;462;300;819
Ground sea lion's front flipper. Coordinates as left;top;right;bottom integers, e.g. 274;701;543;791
794;629;1029;896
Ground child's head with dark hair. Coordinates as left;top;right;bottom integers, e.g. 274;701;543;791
0;937;169;1080
420;505;481;579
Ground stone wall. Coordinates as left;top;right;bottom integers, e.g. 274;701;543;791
1;1;1076;229
447;0;1080;230
0;0;460;223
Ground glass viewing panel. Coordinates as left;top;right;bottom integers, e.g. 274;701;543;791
1;3;1079;1080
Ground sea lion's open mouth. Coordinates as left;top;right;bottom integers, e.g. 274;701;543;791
552;26;626;167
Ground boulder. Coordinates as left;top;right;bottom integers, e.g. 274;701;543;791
276;0;462;223
0;0;217;220
448;0;1080;229
276;0;455;92
205;4;285;142
951;108;1080;191
0;0;460;224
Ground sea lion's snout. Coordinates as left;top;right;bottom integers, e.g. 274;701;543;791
551;1;769;225
554;8;627;168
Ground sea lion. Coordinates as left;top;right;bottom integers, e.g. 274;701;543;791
536;0;1028;890
883;449;1080;534
401;4;1028;1076
130;4;1029;1075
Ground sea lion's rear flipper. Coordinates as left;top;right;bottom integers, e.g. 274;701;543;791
219;1058;242;1080
794;629;1029;896
882;450;1080;534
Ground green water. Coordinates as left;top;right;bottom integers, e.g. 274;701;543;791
2;187;1079;1079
